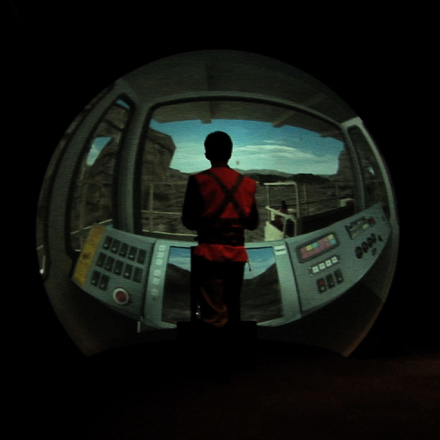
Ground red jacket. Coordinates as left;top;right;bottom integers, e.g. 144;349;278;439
182;166;259;262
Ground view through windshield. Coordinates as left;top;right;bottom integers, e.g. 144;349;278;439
140;100;356;242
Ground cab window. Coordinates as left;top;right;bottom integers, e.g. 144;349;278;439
70;98;133;251
139;99;357;241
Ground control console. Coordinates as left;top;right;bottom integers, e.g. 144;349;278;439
285;203;390;314
72;203;391;327
72;225;156;320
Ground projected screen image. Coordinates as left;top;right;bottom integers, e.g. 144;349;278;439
140;99;353;243
162;247;192;323
241;247;283;322
162;246;283;324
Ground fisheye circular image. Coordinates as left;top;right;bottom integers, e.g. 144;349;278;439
36;50;399;357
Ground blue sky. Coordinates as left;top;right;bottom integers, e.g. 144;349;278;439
87;137;111;165
151;118;344;175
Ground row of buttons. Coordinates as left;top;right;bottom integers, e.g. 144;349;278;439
91;261;143;291
102;236;147;265
89;235;147;291
309;255;340;276
149;244;167;300
96;253;144;281
317;269;344;293
355;233;383;258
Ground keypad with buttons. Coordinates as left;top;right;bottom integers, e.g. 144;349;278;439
91;236;147;292
73;225;156;321
307;254;344;294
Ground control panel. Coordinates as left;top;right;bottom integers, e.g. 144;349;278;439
72;203;391;327
286;203;390;314
72;225;156;320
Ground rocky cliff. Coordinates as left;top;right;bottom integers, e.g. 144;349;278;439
76;125;177;229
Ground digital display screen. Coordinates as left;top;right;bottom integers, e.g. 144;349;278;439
297;233;338;262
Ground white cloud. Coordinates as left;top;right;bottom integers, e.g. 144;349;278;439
233;144;337;174
236;144;317;161
171;142;339;175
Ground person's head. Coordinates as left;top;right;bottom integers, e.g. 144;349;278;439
204;131;233;163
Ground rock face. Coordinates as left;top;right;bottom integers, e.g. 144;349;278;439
74;109;178;230
332;146;385;206
141;128;177;210
333;148;354;185
142;129;176;184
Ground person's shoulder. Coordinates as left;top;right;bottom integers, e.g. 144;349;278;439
190;169;212;183
190;168;209;176
240;173;257;184
194;169;212;177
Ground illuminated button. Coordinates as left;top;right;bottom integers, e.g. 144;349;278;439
151;288;159;299
319;262;326;271
119;243;128;257
105;256;115;272
312;265;320;274
103;236;112;250
325;259;332;268
334;269;344;284
114;260;123;275
96;253;106;267
113;288;130;305
123;264;133;279
91;271;100;286
99;275;109;290
331;256;339;264
128;246;137;260
110;240;120;253
317;278;327;293
326;273;335;288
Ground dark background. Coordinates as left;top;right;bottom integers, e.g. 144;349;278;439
8;3;436;439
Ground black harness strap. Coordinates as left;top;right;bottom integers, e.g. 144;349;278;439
203;170;247;223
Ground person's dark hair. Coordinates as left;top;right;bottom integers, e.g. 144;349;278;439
204;131;233;161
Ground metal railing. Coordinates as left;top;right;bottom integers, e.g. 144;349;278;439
142;182;196;238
